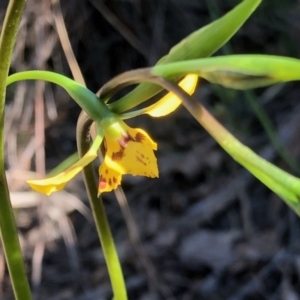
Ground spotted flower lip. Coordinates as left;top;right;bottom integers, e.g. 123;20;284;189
98;122;158;194
26;74;198;196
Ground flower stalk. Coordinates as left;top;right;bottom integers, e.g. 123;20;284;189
7;71;113;121
76;112;127;300
98;69;300;216
0;0;32;299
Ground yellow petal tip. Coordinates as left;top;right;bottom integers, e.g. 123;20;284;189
146;74;199;117
26;179;63;196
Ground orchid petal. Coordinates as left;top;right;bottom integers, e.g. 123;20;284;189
27;127;104;195
144;74;198;117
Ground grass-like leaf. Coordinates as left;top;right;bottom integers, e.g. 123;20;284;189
110;0;261;113
152;55;300;88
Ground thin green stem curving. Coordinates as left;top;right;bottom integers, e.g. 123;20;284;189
205;1;299;174
0;0;32;299
98;68;300;215
76;112;127;300
108;0;261;114
7;71;112;121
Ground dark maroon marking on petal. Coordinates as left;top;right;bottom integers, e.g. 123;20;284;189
113;177;117;183
136;155;147;166
112;149;124;161
109;178;112;186
135;132;145;143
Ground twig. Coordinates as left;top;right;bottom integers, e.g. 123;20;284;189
51;0;85;85
88;0;148;58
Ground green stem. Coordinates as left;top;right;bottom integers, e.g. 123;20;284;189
99;69;300;214
156;79;300;214
108;0;261;114
0;0;32;299
76;112;127;300
7;71;112;121
205;0;300;175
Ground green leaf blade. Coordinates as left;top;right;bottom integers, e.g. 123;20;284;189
110;0;262;113
152;55;300;89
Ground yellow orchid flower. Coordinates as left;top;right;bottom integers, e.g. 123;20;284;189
98;119;158;193
27;74;198;195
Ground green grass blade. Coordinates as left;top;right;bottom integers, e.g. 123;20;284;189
178;93;300;216
244;91;300;174
110;0;261;113
242;162;300;215
0;0;32;299
152;55;300;87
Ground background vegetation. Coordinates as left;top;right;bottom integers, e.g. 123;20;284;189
2;0;300;299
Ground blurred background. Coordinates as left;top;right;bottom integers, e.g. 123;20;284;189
2;0;300;299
